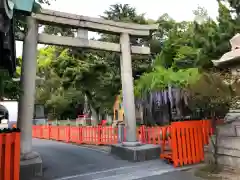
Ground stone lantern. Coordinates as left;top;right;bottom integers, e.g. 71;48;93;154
208;34;240;168
212;33;240;71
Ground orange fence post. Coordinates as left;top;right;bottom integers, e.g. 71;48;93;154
0;133;2;179
138;126;145;143
48;125;51;140
65;126;70;143
57;126;60;141
0;129;21;180
97;126;102;145
13;132;20;180
40;126;43;139
171;124;178;167
4;133;12;180
78;126;83;144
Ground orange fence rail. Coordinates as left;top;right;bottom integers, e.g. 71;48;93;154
32;119;213;167
0;130;21;180
33;125;119;145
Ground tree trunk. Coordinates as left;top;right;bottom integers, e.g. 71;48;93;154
143;104;155;125
140;105;144;124
162;104;170;125
90;105;98;126
106;114;113;124
83;94;90;115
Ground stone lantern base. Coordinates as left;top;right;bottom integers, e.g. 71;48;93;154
111;143;161;162
205;120;240;168
20;151;43;180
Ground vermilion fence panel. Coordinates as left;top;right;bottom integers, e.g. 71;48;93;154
32;126;37;137
58;126;68;142
0;131;20;180
100;126;118;145
34;126;42;138
42;125;50;139
69;126;80;143
49;126;57;140
170;121;205;167
82;126;99;144
137;125;171;157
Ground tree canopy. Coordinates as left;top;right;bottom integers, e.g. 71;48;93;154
1;1;239;121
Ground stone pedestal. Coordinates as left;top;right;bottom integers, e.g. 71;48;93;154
210;34;240;168
20;151;43;180
206;120;240;168
111;143;161;162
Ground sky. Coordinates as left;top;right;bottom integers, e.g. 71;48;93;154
15;0;219;57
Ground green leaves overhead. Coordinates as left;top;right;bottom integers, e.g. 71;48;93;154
134;64;200;98
2;1;238;120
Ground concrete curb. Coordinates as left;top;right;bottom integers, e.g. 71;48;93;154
178;163;206;171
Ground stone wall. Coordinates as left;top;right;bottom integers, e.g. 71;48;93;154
206;120;240;168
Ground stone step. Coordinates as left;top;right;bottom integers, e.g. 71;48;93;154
217;136;240;150
205;151;240;168
207;145;240;157
217;121;240;136
218;124;237;136
218;147;240;157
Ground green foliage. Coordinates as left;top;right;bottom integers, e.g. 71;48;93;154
187;71;235;117
133;1;240;119
40;3;154;117
0;70;21;100
34;46;85;119
2;2;239;120
134;63;200;98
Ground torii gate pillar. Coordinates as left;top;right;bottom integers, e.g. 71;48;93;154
17;16;43;179
110;33;161;161
119;33;138;144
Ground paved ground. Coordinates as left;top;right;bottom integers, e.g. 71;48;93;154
137;171;203;180
33;138;134;179
33;139;204;180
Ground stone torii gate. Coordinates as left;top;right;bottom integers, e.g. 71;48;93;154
17;9;158;177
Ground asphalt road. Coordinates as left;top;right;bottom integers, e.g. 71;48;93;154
33;139;203;180
32;138;135;179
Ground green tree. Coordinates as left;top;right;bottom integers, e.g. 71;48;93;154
35;46;84;119
42;3;155;123
17;1;240;124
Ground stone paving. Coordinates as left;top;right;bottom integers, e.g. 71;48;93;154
33;138;203;180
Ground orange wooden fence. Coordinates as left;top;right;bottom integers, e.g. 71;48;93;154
32;119;213;167
161;121;206;167
0;130;21;180
33;125;119;145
